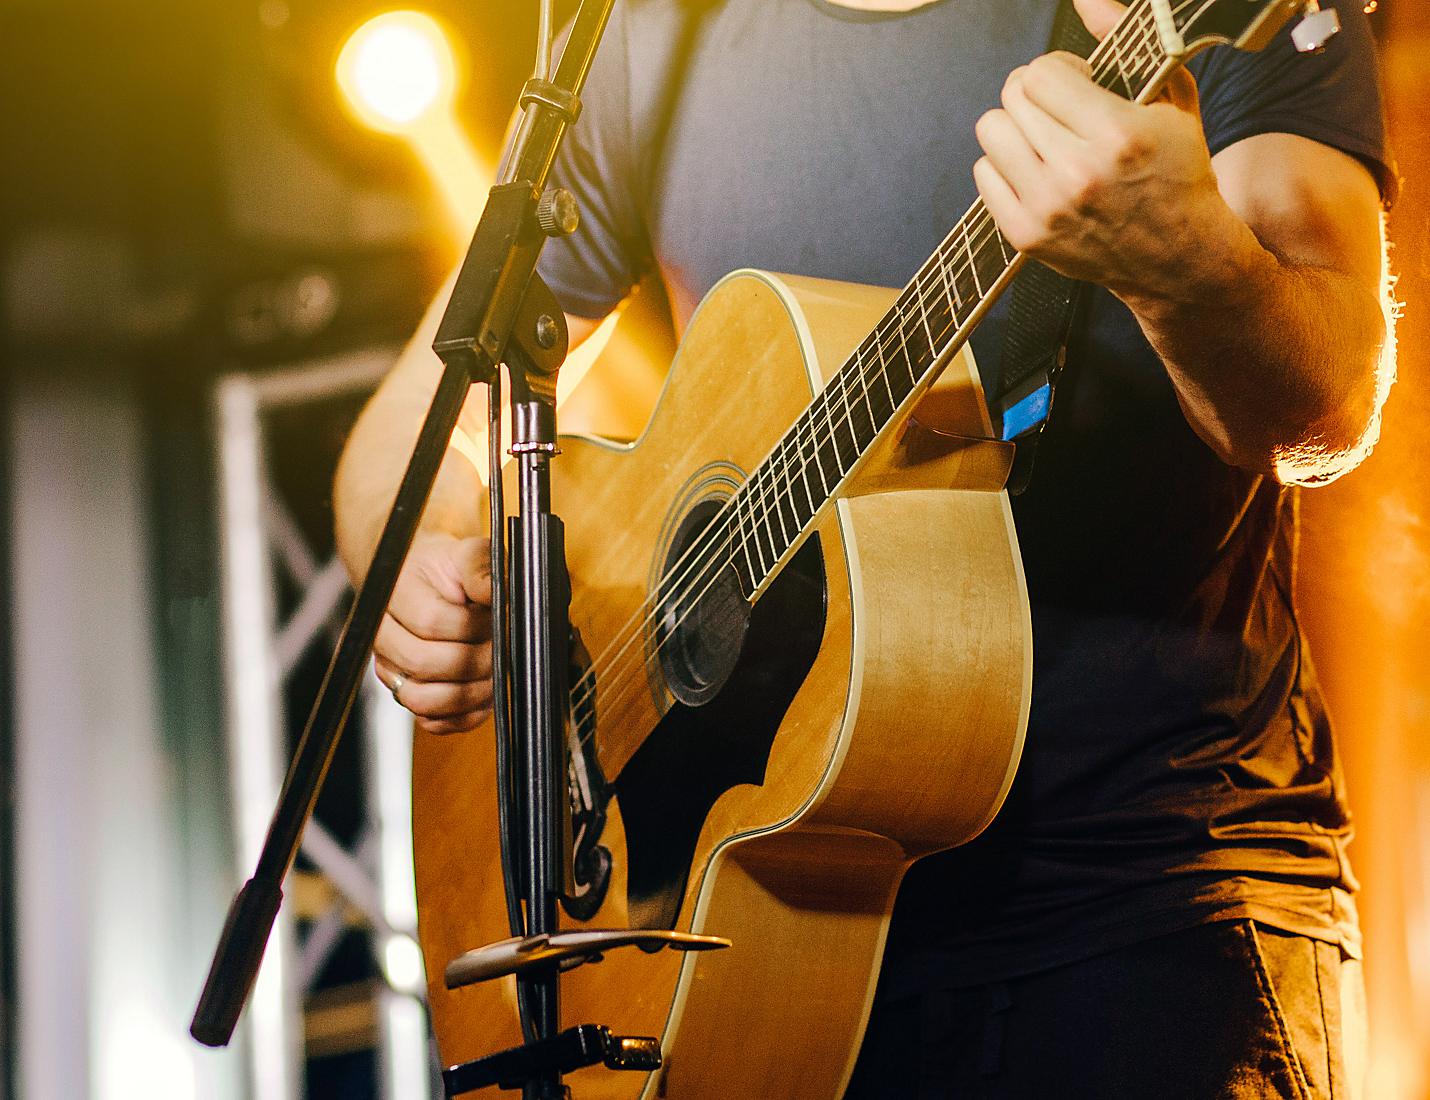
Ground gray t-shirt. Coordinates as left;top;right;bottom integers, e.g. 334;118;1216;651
538;0;1393;989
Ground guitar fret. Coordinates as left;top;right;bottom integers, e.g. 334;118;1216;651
816;383;848;483
967;231;985;298
830;379;860;472
915;292;936;352
802;446;821;519
997;227;1015;265
741;492;767;582
786;435;811;531
1134;8;1166;88
892;313;921;393
957;220;981;324
863;345;896;424
751;467;780;572
1108;43;1134;98
902;295;933;368
1097;2;1168;99
806;404;833;497
932;256;966;337
843;369;877;452
835;369;857;450
855;356;879;438
936;252;961;321
734;496;759;595
777;446;800;555
792;414;820;517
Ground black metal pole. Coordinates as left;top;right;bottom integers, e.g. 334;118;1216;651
512;440;570;1100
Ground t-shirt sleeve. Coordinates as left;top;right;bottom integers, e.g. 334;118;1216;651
1189;0;1397;205
536;2;653;319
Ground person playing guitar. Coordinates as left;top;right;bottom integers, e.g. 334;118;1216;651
334;0;1394;1094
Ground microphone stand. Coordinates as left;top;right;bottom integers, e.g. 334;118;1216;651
192;3;726;1092
190;0;613;1066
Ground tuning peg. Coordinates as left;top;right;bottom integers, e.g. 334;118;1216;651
1292;1;1341;54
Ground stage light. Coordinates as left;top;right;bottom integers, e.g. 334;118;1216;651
335;8;491;233
336;11;457;135
332;11;652;484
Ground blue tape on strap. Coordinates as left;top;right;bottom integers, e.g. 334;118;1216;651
999;382;1052;442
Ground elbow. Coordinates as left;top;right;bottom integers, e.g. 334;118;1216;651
1266;395;1378;487
1192;311;1392;486
1267;311;1394;488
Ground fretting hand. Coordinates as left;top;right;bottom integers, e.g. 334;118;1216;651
973;0;1237;308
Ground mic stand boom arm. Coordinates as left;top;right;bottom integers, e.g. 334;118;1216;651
189;0;617;1053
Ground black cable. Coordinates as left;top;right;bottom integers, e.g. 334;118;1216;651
488;372;522;941
536;0;554;82
487;372;538;1045
495;0;561;1053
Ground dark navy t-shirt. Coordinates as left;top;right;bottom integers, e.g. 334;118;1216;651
537;0;1393;988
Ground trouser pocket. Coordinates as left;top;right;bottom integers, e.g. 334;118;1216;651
1248;922;1366;1100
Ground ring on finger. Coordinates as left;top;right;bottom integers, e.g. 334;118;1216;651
391;671;408;705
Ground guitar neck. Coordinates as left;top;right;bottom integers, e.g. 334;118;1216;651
725;0;1182;600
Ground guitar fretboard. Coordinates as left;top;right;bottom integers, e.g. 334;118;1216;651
693;0;1185;603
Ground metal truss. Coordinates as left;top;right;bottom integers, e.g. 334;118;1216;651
214;349;436;1100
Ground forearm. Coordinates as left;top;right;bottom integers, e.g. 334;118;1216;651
1117;202;1386;482
974;48;1389;486
333;364;487;585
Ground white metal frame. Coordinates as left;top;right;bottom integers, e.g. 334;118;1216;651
214;348;434;1100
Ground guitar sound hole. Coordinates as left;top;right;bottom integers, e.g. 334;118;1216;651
657;499;751;708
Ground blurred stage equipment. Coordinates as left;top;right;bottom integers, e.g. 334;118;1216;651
334;6;621;454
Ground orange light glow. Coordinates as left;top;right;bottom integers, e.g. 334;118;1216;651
336;11;664;476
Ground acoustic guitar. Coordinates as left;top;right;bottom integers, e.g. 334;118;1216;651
413;2;1325;1095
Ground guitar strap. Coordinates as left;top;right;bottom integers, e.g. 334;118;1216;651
995;0;1099;494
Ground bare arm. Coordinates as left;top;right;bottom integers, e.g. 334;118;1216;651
974;0;1389;485
1127;132;1386;483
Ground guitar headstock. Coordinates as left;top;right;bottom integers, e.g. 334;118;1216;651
1174;0;1339;55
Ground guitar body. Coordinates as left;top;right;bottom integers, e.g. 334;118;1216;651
413;269;1032;1099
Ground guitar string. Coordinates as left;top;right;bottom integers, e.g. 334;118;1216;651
565;3;1167;743
565;3;1168;740
566;1;1177;748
